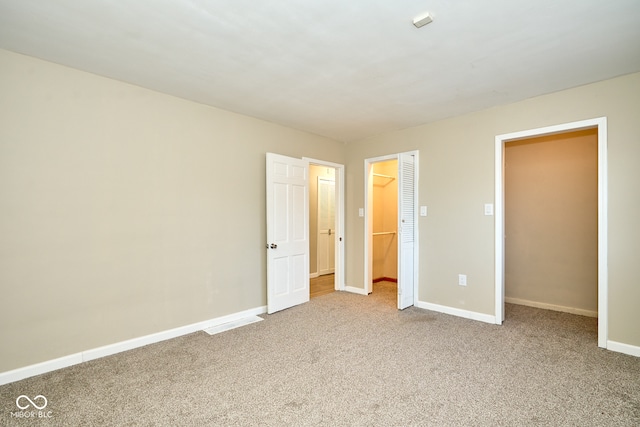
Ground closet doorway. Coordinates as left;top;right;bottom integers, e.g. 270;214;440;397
364;151;418;309
495;117;608;348
371;159;398;302
504;128;598;318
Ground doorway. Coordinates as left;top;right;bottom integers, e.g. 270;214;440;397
504;129;598;317
364;151;418;310
305;158;345;298
495;117;608;348
266;154;345;313
309;164;336;298
371;159;398;301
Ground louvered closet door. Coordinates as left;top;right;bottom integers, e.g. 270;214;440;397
398;153;416;310
266;153;310;314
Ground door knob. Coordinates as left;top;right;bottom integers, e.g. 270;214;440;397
270;243;278;249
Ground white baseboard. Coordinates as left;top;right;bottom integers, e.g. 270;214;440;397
345;286;368;296
505;297;598;318
415;301;496;324
0;305;267;386
0;354;84;387
310;272;335;279
607;340;640;358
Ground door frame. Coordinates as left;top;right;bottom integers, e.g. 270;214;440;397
364;151;419;306
304;158;345;292
494;117;608;348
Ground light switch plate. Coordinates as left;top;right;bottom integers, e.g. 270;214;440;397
358;208;364;217
484;203;494;216
420;206;428;216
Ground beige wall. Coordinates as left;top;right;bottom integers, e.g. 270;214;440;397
372;160;398;280
345;71;640;347
1;48;639;374
505;129;598;313
0;49;344;372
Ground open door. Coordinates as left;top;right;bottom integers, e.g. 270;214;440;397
317;178;336;276
398;153;416;309
266;153;310;314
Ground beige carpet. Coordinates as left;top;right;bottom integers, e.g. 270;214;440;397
1;282;639;426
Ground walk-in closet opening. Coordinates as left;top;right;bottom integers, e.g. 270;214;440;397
364;151;418;310
370;159;398;302
495;117;607;348
504;128;598;318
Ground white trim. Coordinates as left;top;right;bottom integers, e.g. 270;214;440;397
412;151;420;308
304;157;346;292
607;341;640;358
0;305;266;386
596;119;608;349
495;117;608;348
0;354;83;387
309;272;319;279
505;297;598;318
495;136;505;324
345;286;369;296
415;301;496;324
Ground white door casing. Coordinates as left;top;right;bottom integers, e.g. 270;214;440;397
266;153;310;314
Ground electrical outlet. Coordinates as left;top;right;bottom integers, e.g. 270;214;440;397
458;274;467;286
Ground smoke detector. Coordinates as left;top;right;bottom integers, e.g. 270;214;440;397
413;12;433;28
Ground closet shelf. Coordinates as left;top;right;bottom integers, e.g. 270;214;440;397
373;173;395;186
373;173;395;180
373;231;396;236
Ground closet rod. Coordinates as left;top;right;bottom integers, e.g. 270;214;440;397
372;231;396;236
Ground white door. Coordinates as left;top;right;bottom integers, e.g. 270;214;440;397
398;153;416;309
317;178;335;276
266;153;310;314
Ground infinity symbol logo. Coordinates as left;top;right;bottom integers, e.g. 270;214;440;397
16;395;48;410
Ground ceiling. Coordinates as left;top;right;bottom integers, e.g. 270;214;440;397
1;1;639;142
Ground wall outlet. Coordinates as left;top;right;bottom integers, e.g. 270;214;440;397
458;274;467;286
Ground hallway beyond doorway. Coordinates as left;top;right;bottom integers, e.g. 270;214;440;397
310;274;335;299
